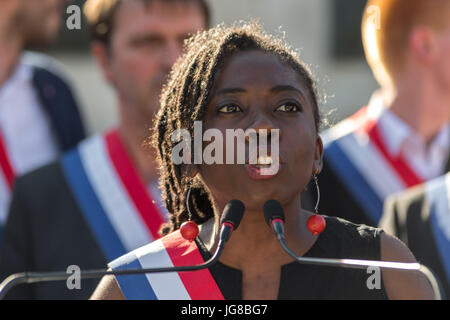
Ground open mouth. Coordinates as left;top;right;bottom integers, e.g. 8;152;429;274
244;155;281;180
255;155;273;166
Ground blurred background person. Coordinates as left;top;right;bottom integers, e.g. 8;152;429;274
306;0;450;227
0;0;86;242
380;172;450;299
0;0;209;300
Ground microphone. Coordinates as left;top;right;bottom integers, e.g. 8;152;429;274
263;199;443;300
0;199;245;300
219;199;245;245
263;199;285;241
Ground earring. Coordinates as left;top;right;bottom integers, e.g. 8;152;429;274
306;174;326;236
180;186;200;242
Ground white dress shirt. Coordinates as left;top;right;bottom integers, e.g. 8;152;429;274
0;55;59;176
368;92;450;181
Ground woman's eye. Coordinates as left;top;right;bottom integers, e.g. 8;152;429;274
276;103;302;113
217;105;243;113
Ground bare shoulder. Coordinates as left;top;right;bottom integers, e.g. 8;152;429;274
380;232;434;300
380;232;416;262
90;275;125;300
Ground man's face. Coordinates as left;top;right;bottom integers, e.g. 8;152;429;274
105;0;206;122
17;0;65;48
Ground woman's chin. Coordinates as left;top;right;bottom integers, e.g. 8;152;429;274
204;165;305;210
231;188;293;212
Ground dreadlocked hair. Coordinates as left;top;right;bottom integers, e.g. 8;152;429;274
153;21;322;236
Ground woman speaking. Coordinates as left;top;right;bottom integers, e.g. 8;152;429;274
91;22;434;300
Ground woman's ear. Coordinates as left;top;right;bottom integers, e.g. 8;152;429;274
313;135;324;175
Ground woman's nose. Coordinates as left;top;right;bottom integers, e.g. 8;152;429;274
245;116;280;142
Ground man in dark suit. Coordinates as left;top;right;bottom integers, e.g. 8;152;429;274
0;0;86;241
380;172;450;299
0;0;209;300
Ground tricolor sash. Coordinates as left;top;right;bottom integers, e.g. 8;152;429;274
322;106;424;224
0;130;16;240
61;129;165;262
109;230;224;300
425;173;450;284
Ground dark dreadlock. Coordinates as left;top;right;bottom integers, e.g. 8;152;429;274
152;21;322;235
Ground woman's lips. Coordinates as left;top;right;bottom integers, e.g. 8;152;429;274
243;152;284;180
244;163;281;180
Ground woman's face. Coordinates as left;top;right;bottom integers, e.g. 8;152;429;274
195;49;323;211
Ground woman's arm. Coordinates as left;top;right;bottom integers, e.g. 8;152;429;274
381;232;435;300
90;275;125;300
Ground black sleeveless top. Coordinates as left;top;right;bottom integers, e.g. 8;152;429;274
196;216;388;300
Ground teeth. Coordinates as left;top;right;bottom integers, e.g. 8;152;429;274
257;156;272;165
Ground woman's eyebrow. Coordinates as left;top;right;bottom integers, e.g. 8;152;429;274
269;85;305;97
214;85;306;97
215;88;246;96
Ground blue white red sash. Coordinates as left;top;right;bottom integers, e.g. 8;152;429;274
109;230;224;300
322;106;424;224
0;130;15;240
425;173;450;284
61;129;165;262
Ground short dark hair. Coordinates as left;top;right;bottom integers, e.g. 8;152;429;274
83;0;210;45
153;22;321;236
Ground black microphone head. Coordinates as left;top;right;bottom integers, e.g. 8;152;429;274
263;199;285;227
220;200;245;230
